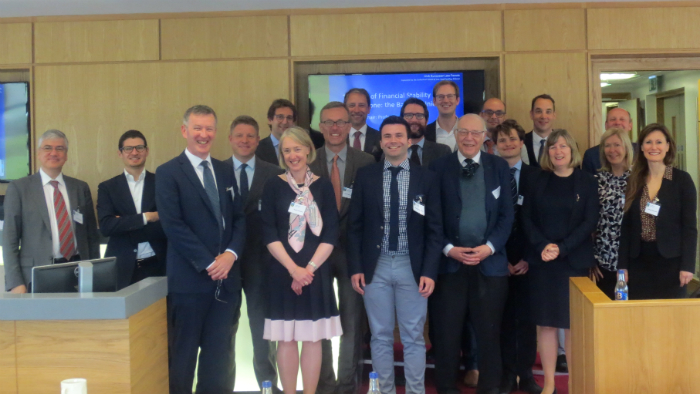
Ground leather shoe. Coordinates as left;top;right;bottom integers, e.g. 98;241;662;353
498;376;517;394
463;369;479;388
519;378;543;394
555;354;568;373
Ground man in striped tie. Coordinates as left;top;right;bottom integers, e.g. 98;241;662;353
3;129;100;293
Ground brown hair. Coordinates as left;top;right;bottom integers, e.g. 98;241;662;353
229;115;259;135
493;119;525;141
539;129;581;171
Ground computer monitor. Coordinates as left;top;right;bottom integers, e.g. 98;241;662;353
31;257;119;294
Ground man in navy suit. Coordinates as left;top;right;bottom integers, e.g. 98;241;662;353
97;130;167;290
522;94;557;168
348;115;443;394
345;88;382;160
429;114;514;394
582;107;633;175
156;105;246;394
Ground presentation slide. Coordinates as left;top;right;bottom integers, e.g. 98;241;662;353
309;71;482;130
0;83;30;181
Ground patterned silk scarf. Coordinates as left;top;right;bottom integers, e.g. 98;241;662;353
287;168;323;252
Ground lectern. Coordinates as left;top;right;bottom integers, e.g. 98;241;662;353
570;277;700;394
0;277;168;394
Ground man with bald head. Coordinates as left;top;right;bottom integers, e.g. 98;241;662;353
480;98;507;155
582;107;633;174
430;114;514;394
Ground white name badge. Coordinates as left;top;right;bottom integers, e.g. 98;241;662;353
517;195;524;206
342;187;353;199
413;201;425;216
288;202;307;215
73;210;83;224
492;186;501;199
644;202;661;216
227;187;235;202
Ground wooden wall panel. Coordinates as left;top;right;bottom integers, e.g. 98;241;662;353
129;299;168;394
0;321;16;394
0;23;32;64
505;52;589;149
161;16;288;60
34;20;159;63
588;7;700;50
504;9;586;51
34;59;288;196
290;11;502;57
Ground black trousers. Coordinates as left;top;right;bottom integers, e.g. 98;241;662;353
500;273;537;381
433;265;508;394
168;289;241;394
130;256;166;285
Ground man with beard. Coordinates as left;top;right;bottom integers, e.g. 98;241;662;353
400;98;451;167
345;88;382;160
480;98;507;156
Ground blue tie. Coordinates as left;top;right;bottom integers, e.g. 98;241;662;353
389;166;402;251
201;161;222;233
239;163;249;203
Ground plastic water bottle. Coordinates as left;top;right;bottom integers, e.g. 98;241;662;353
615;270;628;301
368;371;380;394
262;380;272;394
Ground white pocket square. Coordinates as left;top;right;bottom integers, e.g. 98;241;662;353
492;186;501;199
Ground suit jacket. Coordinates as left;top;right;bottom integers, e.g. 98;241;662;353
309;128;325;149
224;156;283;270
364;126;382;161
3;172;100;291
618;167;697;273
425;121;437;143
97;171;167;289
429;152;514;276
505;163;540;264
421;140;452;167
256;136;278;166
522;168;599;269
523;131;539;168
347;161;443;284
156;152;246;294
309;146;375;246
582;145;602;175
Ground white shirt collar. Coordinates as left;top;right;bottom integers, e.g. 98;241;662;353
457;150;481;165
351;124;368;136
39;168;65;186
436;116;459;134
233;155;256;171
184;148;212;169
512;159;523;171
123;168;146;183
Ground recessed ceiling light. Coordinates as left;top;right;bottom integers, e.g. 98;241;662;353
600;73;637;81
601;82;611;87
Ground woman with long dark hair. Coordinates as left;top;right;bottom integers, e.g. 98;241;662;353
618;123;697;299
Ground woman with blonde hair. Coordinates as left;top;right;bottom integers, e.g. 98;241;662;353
261;126;342;394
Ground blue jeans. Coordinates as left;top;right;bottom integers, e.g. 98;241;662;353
364;254;427;394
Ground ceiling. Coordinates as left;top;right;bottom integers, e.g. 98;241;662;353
0;0;685;18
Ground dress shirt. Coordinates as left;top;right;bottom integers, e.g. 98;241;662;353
124;169;156;259
324;145;347;187
270;134;281;158
532;131;547;163
435;117;459;152
511;160;522;191
381;158;410;255
481;136;499;156
350;124;368;151
410;138;426;164
40;169;78;259
442;150;495;256
232;155;255;191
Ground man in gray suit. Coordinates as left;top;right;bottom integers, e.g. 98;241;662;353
226;115;284;391
310;102;375;394
3;129;100;293
400;97;451;167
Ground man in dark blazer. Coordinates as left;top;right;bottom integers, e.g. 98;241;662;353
348;115;442;394
492;121;542;394
4;129;100;293
225;115;283;391
258;99;323;165
344;88;382;160
309;102;375;394
522;94;557;168
424;80;461;152
97;130;167;290
429;114;514;394
156;105;246;394
400;97;451;167
582;107;634;175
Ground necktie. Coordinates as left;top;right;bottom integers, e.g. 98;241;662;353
538;139;545;163
388;166;402;251
201;161;222;233
239;163;249;203
485;139;494;154
510;167;518;206
50;181;76;260
410;145;421;166
461;158;479;178
331;155;342;211
353;131;362;150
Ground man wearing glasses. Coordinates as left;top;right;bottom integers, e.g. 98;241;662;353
3;129;100;293
429;114;513;394
480;98;507;155
258;99;299;165
401;97;451;167
97;130;167;290
425;80;461;151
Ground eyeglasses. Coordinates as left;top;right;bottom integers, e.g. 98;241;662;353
403;113;426;120
274;114;294;122
40;145;67;152
455;129;485;138
435;94;457;101
481;110;506;118
320;120;349;128
120;145;147;153
215;280;227;303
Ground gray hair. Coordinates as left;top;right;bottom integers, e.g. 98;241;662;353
183;105;217;127
37;129;69;150
460;113;487;131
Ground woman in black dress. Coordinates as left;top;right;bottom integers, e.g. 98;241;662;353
618;124;697;300
261;127;342;394
522;129;599;394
